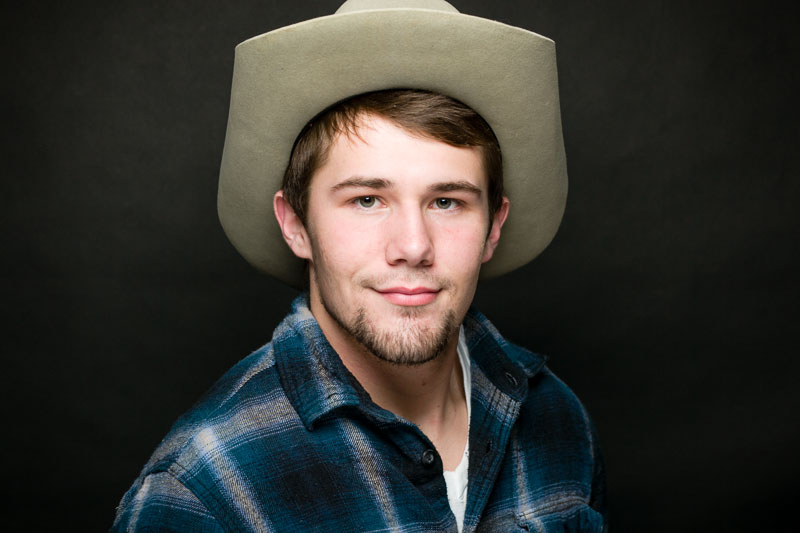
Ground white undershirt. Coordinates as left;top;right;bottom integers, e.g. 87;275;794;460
442;327;471;533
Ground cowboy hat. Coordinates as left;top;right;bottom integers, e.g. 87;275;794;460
218;0;567;287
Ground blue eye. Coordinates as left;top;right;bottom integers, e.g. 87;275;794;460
434;198;453;209
357;196;376;208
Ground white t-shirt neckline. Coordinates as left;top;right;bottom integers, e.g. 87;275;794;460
442;326;471;533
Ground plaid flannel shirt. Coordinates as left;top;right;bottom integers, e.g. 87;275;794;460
113;294;607;532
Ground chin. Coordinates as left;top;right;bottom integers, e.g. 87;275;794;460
350;307;459;367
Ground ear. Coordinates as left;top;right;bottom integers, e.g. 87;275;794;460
273;190;312;260
481;196;510;264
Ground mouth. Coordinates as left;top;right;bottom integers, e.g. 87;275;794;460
375;286;440;307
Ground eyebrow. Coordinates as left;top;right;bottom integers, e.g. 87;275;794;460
331;176;482;196
331;176;393;191
428;180;483;196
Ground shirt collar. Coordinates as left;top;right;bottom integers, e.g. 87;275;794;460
273;294;366;430
274;294;547;430
461;307;547;402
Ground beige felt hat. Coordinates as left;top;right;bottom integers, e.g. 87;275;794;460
218;0;567;287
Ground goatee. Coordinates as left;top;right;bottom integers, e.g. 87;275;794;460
321;297;457;366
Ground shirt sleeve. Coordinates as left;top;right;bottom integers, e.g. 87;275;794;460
112;470;225;532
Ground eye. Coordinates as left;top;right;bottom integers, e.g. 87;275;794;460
356;196;377;208
433;198;455;209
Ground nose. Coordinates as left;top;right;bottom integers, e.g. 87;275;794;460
385;206;434;268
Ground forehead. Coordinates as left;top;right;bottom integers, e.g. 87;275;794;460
313;114;488;189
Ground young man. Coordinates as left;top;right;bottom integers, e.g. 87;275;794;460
114;2;607;531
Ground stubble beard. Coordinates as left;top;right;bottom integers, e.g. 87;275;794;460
324;298;458;366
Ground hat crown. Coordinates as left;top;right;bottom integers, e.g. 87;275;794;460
335;0;459;14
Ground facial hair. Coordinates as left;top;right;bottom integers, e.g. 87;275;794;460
321;295;457;366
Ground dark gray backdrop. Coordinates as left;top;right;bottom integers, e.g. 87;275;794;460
3;0;798;530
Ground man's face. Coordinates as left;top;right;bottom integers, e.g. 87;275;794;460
286;114;507;365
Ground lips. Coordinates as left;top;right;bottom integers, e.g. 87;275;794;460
376;286;439;306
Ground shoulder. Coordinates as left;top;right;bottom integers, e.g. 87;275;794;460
464;307;594;433
529;364;595;430
114;341;295;529
500;340;609;526
148;341;283;471
505;336;599;453
463;308;608;526
112;470;226;532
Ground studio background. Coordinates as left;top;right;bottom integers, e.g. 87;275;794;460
3;1;797;530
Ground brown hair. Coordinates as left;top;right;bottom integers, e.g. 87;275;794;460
281;89;503;224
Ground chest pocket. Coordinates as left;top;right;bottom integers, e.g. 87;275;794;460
518;504;606;533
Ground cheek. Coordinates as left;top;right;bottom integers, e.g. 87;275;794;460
435;223;489;267
311;220;382;272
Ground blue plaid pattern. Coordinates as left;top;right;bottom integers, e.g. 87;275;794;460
113;295;607;532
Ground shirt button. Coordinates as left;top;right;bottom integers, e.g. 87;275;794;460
421;449;436;466
504;371;518;387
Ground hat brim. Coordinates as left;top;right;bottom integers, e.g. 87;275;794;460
218;8;567;288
